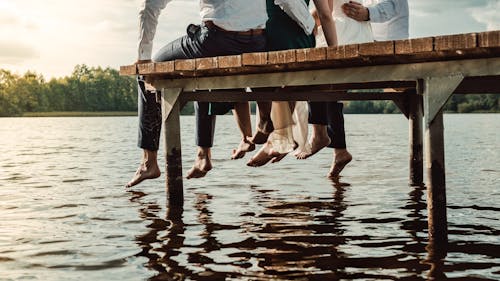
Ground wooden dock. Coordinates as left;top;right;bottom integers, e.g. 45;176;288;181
121;31;500;254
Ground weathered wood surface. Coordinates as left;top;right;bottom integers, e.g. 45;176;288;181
120;31;500;77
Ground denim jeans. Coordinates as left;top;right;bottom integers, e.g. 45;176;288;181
137;23;266;150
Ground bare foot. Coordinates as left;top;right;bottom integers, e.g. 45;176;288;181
296;135;331;159
187;149;212;179
247;142;286;167
249;130;270;145
231;138;256;160
328;149;352;179
126;161;161;187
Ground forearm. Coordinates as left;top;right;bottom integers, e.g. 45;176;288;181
274;0;315;35
313;0;337;46
367;0;398;23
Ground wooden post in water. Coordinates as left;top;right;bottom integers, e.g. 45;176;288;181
161;88;184;207
423;75;463;252
425;110;447;249
409;91;424;186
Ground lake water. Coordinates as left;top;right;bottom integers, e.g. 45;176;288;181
0;114;498;280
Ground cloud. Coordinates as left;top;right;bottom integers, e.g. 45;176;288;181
409;0;496;37
470;1;500;30
0;41;39;64
410;0;490;16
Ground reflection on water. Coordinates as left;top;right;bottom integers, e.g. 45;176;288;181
0;115;499;280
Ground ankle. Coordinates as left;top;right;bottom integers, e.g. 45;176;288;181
334;149;350;157
142;150;158;165
311;125;328;138
196;147;211;158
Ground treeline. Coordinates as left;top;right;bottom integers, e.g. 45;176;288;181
0;65;137;117
1;65;498;117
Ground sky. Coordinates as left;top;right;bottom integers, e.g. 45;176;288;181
1;0;499;79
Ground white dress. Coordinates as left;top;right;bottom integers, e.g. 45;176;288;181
316;0;374;47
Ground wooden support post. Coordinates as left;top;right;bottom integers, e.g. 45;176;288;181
425;110;447;249
392;90;424;187
161;88;184;207
422;75;463;252
409;91;424;186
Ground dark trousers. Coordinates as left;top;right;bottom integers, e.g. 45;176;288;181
308;101;346;149
138;23;266;150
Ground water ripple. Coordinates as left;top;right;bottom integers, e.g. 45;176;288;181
0;115;499;280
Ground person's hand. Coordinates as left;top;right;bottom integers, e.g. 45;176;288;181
341;1;369;22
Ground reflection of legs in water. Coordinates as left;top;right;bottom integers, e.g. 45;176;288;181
247;101;295;167
231;102;255;160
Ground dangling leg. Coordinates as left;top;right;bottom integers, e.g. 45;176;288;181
247;101;295;167
231;102;255;159
187;101;214;179
127;77;162;187
296;101;331;159
327;102;352;179
249;101;273;144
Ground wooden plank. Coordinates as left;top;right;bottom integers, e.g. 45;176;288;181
179;89;405;102
242;52;268;66
478;31;500;48
359;41;394;56
155;58;500;91
268;49;296;64
175;59;196;71
196;57;218;70
327;44;359;60
396;37;434;54
454;76;500;94
218;55;242;68
296;47;327;62
137;62;155;74
155;61;174;73
120;65;136;75
123;47;500;77
434;33;477;51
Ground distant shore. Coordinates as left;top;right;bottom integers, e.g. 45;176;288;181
21;111;137;117
13;110;500;118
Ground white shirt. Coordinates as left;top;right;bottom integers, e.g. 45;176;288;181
274;0;316;35
364;0;409;40
200;0;267;32
138;0;268;61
